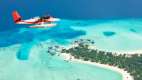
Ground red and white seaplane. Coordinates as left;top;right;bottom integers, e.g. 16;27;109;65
12;10;60;28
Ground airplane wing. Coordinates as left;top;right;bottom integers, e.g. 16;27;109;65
29;23;57;28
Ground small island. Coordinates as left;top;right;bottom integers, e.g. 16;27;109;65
51;39;142;80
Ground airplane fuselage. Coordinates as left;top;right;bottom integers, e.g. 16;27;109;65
12;10;60;28
16;17;60;24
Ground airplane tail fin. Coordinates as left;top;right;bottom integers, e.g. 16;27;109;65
12;10;22;23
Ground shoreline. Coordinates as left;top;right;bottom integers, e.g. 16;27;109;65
68;44;142;54
60;53;134;80
95;48;142;54
88;45;142;54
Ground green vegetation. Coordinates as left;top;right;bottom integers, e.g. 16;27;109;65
61;40;142;80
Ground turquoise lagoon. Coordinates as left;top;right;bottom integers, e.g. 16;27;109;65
0;44;122;80
1;18;142;80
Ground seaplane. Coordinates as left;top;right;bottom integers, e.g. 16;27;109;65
12;10;60;28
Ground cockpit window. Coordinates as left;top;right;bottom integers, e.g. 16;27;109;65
41;16;50;19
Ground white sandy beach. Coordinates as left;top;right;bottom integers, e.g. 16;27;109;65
70;43;142;54
96;48;142;54
60;53;134;80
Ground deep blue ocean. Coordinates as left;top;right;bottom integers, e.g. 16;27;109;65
1;0;142;30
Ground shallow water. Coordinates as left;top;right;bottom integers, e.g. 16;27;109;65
70;19;142;52
1;18;142;80
0;44;122;80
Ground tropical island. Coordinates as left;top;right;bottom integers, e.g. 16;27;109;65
48;39;142;80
